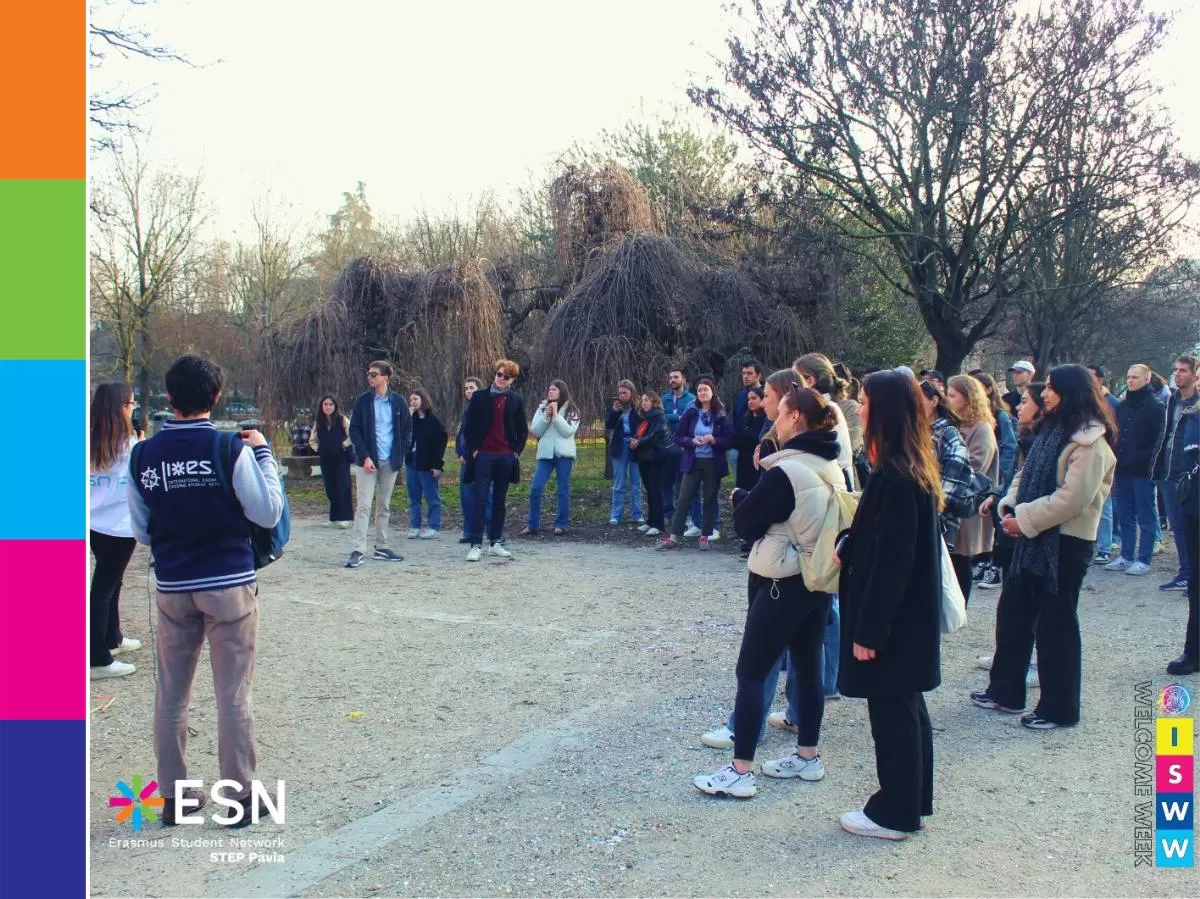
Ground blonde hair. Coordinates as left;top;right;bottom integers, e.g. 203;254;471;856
947;374;995;429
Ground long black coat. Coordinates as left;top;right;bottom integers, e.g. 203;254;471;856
837;465;942;698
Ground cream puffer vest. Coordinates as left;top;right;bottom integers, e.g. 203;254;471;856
748;448;844;580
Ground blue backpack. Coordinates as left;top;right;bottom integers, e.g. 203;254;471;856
212;430;291;568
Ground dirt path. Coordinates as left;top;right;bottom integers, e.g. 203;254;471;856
90;516;1195;897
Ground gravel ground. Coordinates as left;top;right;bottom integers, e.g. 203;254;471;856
90;514;1195;898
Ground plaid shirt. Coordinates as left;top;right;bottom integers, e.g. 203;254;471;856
934;417;976;550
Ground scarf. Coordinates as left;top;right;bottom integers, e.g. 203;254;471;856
1009;420;1068;593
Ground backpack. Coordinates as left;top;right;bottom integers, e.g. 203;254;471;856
779;456;860;594
212;430;291;569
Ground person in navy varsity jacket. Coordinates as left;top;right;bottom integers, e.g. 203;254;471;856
127;354;283;827
462;358;528;561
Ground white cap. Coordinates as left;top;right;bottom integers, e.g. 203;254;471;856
1008;360;1035;374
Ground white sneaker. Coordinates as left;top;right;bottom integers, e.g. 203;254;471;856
608;518;619;526
1126;561;1151;576
1026;665;1040;688
712;529;720;540
1154;540;1165;555
694;763;757;798
1104;557;1131;572
976;654;993;671
488;543;513;559
419;528;438;539
762;751;825;781
466;546;482;562
767;711;799;733
335;521;353;529
111;637;142;656
637;523;650;532
840;809;909;841
700;725;736;749
683;525;702;538
645;528;661;536
91;660;136;679
408;528;421;539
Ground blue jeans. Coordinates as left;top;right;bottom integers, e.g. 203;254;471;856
610;451;644;522
1159;479;1192;580
469;453;515;545
1115;474;1157;565
528;457;574;530
1096;494;1114;554
459;468;490;537
822;595;840;696
728;649;799;742
406;466;442;530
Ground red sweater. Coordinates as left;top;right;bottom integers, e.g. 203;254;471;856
480;393;512;454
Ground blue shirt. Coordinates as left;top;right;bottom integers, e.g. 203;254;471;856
374;393;394;463
693;413;714;458
662;389;696;428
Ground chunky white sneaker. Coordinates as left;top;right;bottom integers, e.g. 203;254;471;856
976;654;993;671
711;529;721;540
694;764;757;798
111;637;142;656
700;725;736;749
408;528;421;539
645;528;661;536
488;543;513;559
335;521;353;529
1104;557;1131;572
767;711;798;733
466;545;482;562
683;525;702;538
637;523;650;532
91;660;136;679
608;518;619;526
419;528;438;539
762;751;825;781
840;810;909;841
1125;561;1151;575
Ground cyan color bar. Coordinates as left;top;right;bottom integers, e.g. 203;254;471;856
0;360;85;538
1156;829;1194;867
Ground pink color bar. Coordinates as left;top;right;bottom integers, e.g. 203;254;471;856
0;540;87;719
1158;755;1194;793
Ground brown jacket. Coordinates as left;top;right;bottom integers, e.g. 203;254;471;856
999;422;1116;541
953;421;998;557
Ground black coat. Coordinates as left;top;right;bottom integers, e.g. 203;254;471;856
837;466;942;698
462;388;528;484
405;412;448;471
348;391;414;470
631;408;666;462
734;411;768;489
1116;385;1166;478
605;404;639;458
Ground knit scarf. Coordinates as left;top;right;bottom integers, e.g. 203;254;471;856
1009;421;1068;593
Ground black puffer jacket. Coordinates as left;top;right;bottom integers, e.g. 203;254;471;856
1115;385;1166;478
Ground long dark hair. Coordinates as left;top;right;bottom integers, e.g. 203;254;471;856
919;379;958;426
862;371;945;511
548;379;579;421
1017;383;1047;437
694;376;724;415
315;394;343;431
1045;364;1117;447
91;382;134;472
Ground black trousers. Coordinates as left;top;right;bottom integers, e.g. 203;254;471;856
732;573;830;760
470;452;515;545
864;693;934;833
637;458;665;531
670;457;720;537
1183;513;1198;659
951;552;974;607
320;455;353;521
89;530;136;667
988;534;1093;725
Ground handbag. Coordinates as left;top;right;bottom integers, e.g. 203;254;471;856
939;537;968;634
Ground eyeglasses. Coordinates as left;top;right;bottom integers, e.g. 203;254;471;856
495;371;513;381
367;371;381;378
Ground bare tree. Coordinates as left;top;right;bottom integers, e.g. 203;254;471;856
90;140;206;421
692;0;1179;373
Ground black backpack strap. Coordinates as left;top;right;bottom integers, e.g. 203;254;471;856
210;429;243;506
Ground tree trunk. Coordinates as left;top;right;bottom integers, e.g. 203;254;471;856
137;327;154;435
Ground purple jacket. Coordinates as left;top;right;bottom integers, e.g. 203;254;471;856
674;406;734;478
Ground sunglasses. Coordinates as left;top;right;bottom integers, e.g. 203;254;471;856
495;371;513;380
367;371;381;378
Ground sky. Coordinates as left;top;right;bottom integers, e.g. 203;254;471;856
89;0;1200;242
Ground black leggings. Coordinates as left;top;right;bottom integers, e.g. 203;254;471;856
637;459;665;531
1182;514;1198;659
732;572;831;760
89;531;136;667
951;553;974;607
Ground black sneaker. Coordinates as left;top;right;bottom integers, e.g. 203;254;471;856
1020;713;1065;731
978;565;1002;589
458;536;472;544
1167;654;1200;675
162;789;207;827
216;794;255;829
970;690;1023;713
373;548;403;561
971;561;987;582
1091;551;1110;565
344;551;365;568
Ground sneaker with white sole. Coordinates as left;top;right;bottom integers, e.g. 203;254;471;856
466;545;482;562
767;711;799;733
419;528;438;539
608;518;619;525
698;536;711;551
645;527;661;536
976;654;993;670
407;528;421;539
970;690;1023;713
488;543;513;559
635;519;647;527
712;529;720;540
1020;712;1066;730
637;523;650;532
373;548;403;561
840;810;909;841
762;751;825;781
344;551;365;568
694;764;757;798
335;521;353;529
1091;551;1110;565
1154;540;1165;555
1104;557;1131;572
1125;561;1151;575
700;725;736;749
111;637;142;656
978;565;1002;589
683;525;702;538
91;660;136;679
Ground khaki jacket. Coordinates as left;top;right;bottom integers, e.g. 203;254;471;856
748;448;843;580
999;422;1116;541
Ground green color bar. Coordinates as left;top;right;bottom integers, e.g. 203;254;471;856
0;180;84;359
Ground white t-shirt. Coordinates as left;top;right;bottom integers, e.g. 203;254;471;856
90;436;136;538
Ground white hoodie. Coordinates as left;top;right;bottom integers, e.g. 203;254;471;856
90;436;136;538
